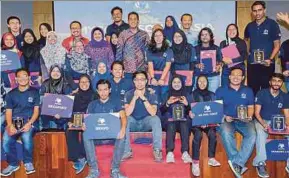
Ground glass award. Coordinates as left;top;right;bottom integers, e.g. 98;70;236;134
236;105;249;122
172;104;185;121
253;49;265;64
13;117;24;131
271;115;285;132
70;112;84;130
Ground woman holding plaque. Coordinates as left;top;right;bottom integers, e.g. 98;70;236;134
40;64;77;130
160;75;192;164
65;74;94;174
37;23;52;48
147;29;173;104
190;75;220;177
220;24;247;87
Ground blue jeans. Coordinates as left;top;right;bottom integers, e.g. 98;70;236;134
219;120;256;167
194;75;220;93
2;128;34;166
253;120;270;166
84;138;125;171
124;115;162;153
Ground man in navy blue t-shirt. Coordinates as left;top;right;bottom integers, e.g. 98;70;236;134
216;67;256;178
244;1;281;95
122;71;163;162
254;73;288;177
84;79;127;178
1;68;40;176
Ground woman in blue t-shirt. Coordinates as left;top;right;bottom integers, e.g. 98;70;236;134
91;60;110;92
160;75;192;164
147;29;173;104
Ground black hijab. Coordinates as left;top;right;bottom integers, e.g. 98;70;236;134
46;64;65;94
22;29;40;65
110;33;118;57
38;23;52;47
193;75;212;102
171;30;192;64
73;74;95;112
168;74;187;97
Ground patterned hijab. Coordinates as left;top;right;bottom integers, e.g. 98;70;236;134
40;31;66;70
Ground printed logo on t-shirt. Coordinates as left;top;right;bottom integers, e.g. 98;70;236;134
28;97;34;103
263;29;269;35
121;90;126;95
163;52;167;58
278;103;283;108
255;97;258;102
241;93;247;99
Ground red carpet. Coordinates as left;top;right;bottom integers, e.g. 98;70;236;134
95;134;190;178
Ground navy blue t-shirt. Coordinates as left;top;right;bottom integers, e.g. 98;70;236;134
146;48;174;71
105;21;129;37
172;46;197;71
124;89;159;120
109;77;133;103
216;85;254;118
87;97;123;114
244;17;281;64
255;88;288;120
5;87;40;121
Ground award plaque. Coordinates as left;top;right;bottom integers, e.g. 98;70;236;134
13;117;24;131
236;105;249;122
271;115;285;132
172;104;185;121
253;49;265;64
70;112;84;130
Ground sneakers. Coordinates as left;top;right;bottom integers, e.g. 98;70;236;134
75;158;87;174
86;169;100;178
256;162;269;178
110;169;127;178
0;165;20;176
208;158;221;167
121;151;133;161
166;152;175;163
153;149;163;162
181;151;192;163
191;162;200;177
286;166;289;174
228;160;242;178
24;163;36;175
73;161;79;170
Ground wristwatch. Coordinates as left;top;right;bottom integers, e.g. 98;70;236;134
142;98;147;103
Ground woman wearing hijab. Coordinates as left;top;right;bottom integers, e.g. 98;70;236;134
160;75;192;164
84;27;114;71
91;60;110;91
110;33;118;58
40;31;66;81
163;16;180;46
64;40;92;81
190;75;220;177
65;74;94;175
37;23;52;48
220;24;247;87
1;32;23;88
40;64;76;130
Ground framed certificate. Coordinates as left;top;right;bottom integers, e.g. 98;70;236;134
200;50;217;73
69;112;84;130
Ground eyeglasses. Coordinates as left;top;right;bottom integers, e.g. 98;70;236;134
79;81;89;84
134;78;146;82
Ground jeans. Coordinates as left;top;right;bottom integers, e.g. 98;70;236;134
219;120;256;167
191;127;217;160
65;130;86;162
2;128;35;166
124;115;162;153
194;75;220;93
166;119;190;153
84;137;125;171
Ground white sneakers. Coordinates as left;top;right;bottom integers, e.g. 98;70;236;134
166;152;175;163
191;158;221;177
166;151;193;163
208;158;221;167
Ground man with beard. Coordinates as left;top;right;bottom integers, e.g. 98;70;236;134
254;73;288;178
244;1;281;95
105;6;129;42
216;67;256;178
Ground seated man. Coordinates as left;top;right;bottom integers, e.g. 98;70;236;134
1;68;40;176
84;79;127;178
122;71;163;162
216;67;256;178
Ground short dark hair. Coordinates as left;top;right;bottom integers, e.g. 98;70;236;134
96;79;111;89
111;6;123;15
15;68;30;77
230;67;244;76
128;11;139;21
132;71;147;80
111;61;125;71
70;21;82;29
181;13;192;21
7;16;21;24
270;73;284;81
198;27;215;45
251;1;266;10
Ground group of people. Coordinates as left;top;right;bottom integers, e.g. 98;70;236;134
1;1;289;178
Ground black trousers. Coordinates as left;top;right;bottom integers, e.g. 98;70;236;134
65;130;86;162
247;63;275;96
191;127;217;160
166;119;190;153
